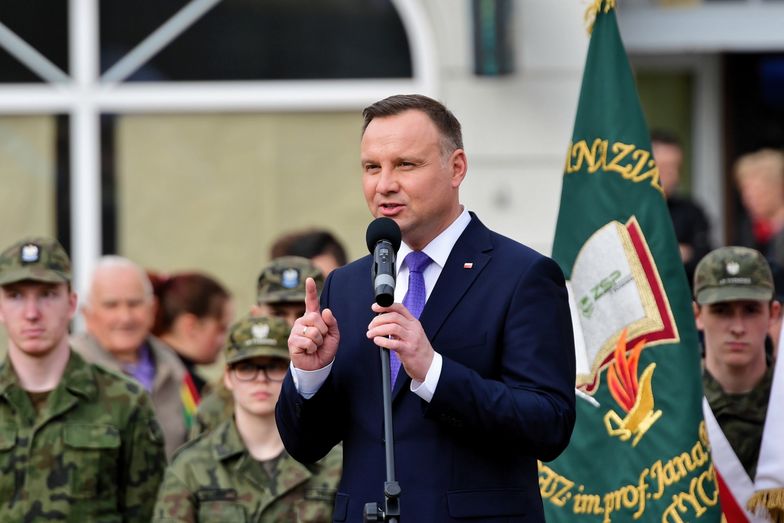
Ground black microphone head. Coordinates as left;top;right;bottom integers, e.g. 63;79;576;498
366;217;401;253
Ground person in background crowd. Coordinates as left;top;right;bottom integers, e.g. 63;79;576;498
651;129;712;288
72;255;191;459
189;256;323;438
694;246;780;519
734;148;784;267
270;229;348;276
153;315;341;522
0;238;164;521
150;271;233;395
251;256;325;326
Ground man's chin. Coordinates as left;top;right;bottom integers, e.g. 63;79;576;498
14;341;58;357
106;338;147;355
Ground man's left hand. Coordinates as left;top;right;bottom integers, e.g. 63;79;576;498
367;302;434;382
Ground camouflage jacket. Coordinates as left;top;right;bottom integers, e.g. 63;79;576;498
0;350;166;522
153;418;342;522
71;333;189;460
188;380;234;440
703;364;773;479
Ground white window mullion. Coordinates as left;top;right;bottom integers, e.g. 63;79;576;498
70;0;101;309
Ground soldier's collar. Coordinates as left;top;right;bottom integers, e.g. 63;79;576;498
212;418;246;461
61;350;98;400
0;359;16;394
0;352;96;399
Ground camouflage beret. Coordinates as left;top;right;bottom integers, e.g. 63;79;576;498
257;256;324;304
694;246;774;305
224;315;290;365
0;237;71;286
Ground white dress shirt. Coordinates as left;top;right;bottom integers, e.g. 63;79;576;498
293;207;472;402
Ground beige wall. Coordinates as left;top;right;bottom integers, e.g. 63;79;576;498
0;115;58;356
117;112;369;322
0;115;57;243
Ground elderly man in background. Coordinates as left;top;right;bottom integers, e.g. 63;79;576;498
72;255;190;459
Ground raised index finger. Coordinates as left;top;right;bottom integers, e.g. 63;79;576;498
304;277;321;314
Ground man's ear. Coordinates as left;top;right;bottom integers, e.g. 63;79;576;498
693;301;704;331
223;367;234;391
449;149;467;188
770;300;782;322
68;290;78;320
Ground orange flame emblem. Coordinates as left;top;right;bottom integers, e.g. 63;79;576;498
603;329;662;446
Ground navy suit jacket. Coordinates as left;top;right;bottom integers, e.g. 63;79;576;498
277;214;576;522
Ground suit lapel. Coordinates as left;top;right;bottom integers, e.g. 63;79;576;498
392;215;493;399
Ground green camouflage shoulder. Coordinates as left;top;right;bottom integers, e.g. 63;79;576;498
154;419;341;522
262;444;342;522
153;419;241;522
0;350;165;522
81;356;167;521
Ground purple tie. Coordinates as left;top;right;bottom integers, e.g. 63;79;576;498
392;251;433;385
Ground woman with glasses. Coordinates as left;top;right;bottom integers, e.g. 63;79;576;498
152;315;341;522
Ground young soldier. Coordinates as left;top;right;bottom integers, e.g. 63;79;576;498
153;315;340;522
0;237;165;521
694;246;779;518
190;256;323;437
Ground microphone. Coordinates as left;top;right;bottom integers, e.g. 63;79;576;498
366;217;402;307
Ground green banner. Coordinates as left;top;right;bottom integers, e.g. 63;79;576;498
541;2;722;521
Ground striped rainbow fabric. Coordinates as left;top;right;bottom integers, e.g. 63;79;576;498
180;372;201;431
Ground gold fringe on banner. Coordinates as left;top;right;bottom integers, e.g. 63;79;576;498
585;0;617;34
747;488;784;523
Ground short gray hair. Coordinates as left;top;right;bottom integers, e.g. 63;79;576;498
82;255;153;309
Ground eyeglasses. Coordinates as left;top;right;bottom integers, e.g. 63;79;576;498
231;360;288;382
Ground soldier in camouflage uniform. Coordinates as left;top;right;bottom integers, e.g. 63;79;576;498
190;256;324;437
0;237;165;521
693;246;778;479
153;315;341;522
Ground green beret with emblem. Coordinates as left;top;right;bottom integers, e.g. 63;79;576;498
0;237;71;286
257;255;324;304
224;315;290;364
693;246;774;305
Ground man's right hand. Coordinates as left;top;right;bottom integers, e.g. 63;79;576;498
288;277;340;371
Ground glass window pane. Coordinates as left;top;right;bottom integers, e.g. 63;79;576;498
0;0;68;82
100;0;412;81
115;113;366;311
0;115;58;237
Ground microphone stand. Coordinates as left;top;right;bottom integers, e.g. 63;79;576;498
363;344;401;522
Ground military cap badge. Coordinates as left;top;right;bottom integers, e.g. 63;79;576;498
20;243;40;264
726;261;740;275
281;268;300;289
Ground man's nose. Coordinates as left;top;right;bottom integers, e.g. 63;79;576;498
729;312;746;334
376;167;399;193
23;297;41;319
118;304;136;323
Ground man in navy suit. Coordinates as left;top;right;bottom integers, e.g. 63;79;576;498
276;94;576;522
